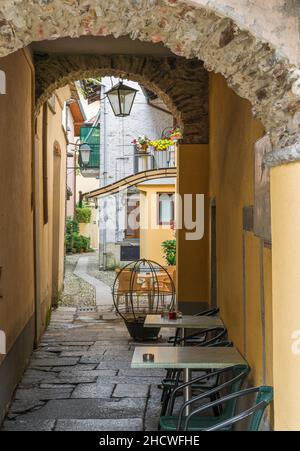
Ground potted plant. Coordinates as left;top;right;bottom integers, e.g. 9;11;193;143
169;127;183;142
149;138;173;151
131;135;151;152
161;239;176;266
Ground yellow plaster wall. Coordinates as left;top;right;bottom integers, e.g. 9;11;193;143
35;87;69;334
138;183;175;266
176;144;210;304
0;50;35;352
271;162;300;430
209;73;273;387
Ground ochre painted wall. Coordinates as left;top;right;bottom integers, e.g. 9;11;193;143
138;183;175;266
176;144;209;306
209;73;273;388
271;162;300;430
0;49;35;354
35;87;69;335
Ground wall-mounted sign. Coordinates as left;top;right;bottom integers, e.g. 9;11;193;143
253;135;272;244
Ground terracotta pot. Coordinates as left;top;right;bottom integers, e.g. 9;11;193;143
138;143;148;152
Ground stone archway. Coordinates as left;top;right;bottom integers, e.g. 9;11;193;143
0;0;299;160
34;54;208;144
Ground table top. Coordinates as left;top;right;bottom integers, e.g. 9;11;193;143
131;346;247;369
144;314;223;329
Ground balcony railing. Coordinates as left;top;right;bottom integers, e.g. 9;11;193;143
133;145;176;174
79;125;100;177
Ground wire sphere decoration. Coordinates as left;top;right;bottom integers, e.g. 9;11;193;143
112;258;176;340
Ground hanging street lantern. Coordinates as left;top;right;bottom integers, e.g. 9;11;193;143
79;143;91;166
105;81;138;117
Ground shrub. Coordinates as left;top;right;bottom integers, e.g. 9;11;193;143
65;217;91;254
161;239;176;266
72;234;91;253
75;206;92;223
66;218;79;253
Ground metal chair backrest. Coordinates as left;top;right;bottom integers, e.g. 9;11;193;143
176;364;250;430
203;385;274;431
194;307;219;317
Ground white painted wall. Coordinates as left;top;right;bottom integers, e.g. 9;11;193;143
98;77;174;266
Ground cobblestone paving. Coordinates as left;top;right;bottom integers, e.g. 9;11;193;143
59;254;96;307
1;307;171;431
87;253;116;289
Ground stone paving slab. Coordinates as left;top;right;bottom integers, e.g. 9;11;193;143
59;370;117;378
13;398;147;420
118;368;166;377
35;375;98;385
55;418;143;431
15;388;73;401
9;399;45;415
96;360;131;370
79;356;105;364
71;383;114;399
42;345;90;352
113;384;149;398
2;419;55;431
59;349;107;357
51;364;97;372
30;357;79;367
40;341;95;347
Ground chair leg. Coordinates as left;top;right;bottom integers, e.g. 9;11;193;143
210;391;223;416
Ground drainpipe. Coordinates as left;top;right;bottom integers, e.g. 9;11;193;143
99;85;108;270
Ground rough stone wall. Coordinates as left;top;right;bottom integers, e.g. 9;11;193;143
34;54;209;144
187;0;300;65
0;0;300;158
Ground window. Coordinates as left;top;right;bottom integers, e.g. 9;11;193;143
158;193;174;225
125;197;140;239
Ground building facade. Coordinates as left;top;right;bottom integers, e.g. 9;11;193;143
0;0;300;430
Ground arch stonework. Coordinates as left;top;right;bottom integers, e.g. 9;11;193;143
0;0;300;162
34;54;209;144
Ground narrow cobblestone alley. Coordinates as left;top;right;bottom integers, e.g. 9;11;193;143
1;255;170;431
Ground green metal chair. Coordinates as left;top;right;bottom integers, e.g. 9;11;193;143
160;384;273;431
160;340;233;416
160;364;250;431
168;308;220;345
